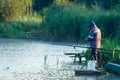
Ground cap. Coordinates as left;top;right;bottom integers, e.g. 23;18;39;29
88;21;95;28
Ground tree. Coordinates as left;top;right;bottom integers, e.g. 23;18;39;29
100;0;120;9
33;0;54;11
0;0;33;21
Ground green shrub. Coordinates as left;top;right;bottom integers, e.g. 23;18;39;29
83;38;120;65
0;0;33;21
33;0;54;11
83;49;91;60
42;4;89;41
41;3;120;42
101;38;120;64
0;20;42;38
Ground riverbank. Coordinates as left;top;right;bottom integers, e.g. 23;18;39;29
0;37;88;47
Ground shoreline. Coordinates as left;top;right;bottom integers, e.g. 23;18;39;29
0;37;88;47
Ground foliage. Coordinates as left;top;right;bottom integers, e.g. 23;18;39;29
83;49;91;60
83;38;120;65
0;0;120;42
11;13;42;23
102;38;118;50
77;0;120;9
0;0;33;21
41;4;88;42
33;0;54;11
101;38;120;64
40;2;120;42
0;16;42;38
100;0;120;9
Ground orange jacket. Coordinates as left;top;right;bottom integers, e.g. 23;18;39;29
85;26;101;48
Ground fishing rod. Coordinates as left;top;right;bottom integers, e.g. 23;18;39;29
73;45;120;52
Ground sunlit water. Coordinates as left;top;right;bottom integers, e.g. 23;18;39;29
0;38;120;80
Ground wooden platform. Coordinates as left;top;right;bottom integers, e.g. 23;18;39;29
64;53;84;63
75;70;102;76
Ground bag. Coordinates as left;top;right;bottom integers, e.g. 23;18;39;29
87;60;96;70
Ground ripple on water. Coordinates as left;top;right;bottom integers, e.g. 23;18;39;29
0;39;119;80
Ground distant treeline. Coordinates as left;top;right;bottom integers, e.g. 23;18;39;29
0;0;120;21
0;0;120;42
33;0;120;10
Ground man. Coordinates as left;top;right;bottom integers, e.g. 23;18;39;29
85;21;101;67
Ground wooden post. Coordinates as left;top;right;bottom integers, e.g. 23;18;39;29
78;54;82;63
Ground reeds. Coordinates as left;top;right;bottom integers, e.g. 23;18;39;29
41;3;120;42
44;54;48;66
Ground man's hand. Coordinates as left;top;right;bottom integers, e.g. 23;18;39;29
85;36;94;41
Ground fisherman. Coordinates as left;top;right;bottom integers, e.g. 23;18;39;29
85;20;101;68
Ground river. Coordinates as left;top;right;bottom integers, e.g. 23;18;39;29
0;38;119;80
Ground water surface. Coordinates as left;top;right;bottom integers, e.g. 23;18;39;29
0;38;119;80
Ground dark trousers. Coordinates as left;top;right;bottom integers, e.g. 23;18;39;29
91;48;98;60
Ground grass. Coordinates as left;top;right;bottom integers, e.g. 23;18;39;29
83;38;120;65
10;13;42;23
101;38;120;64
0;13;43;38
44;54;48;66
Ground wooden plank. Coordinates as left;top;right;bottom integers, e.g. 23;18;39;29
64;53;81;55
25;32;43;34
73;45;120;52
75;70;102;76
64;53;85;63
64;53;84;58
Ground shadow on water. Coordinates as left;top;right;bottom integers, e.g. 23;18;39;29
0;38;119;80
